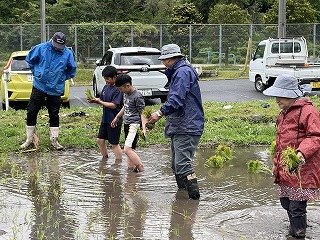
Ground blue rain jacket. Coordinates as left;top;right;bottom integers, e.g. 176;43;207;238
160;59;204;136
26;41;77;96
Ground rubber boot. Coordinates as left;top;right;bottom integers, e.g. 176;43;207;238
291;215;307;239
50;127;63;150
175;174;186;189
183;173;200;200
20;126;36;149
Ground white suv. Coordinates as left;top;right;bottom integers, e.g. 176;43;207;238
93;47;168;102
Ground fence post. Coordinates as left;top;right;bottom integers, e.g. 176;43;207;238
131;25;134;47
189;25;192;63
103;25;105;56
313;23;316;58
159;24;163;48
219;24;222;67
74;25;78;62
20;25;23;51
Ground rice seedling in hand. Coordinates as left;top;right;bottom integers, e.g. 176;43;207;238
281;146;301;173
85;89;94;101
246;159;271;174
142;108;155;130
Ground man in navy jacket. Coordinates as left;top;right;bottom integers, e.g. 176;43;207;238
21;32;77;150
148;44;204;200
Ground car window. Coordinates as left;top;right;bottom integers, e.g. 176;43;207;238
253;44;265;59
11;56;30;71
271;42;301;53
116;53;161;65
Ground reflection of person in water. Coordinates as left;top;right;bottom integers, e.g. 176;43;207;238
99;159;123;238
99;159;147;239
169;190;199;239
123;172;147;238
28;155;76;239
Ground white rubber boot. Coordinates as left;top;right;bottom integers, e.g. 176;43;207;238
50;127;63;150
20;126;36;149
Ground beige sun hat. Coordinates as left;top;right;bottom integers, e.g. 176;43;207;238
263;74;303;98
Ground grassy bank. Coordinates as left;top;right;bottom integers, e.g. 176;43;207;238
4;97;318;153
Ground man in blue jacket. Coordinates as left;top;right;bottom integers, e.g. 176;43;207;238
20;32;77;150
148;44;204;200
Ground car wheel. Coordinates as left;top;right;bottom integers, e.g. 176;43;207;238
61;101;70;109
254;76;266;92
160;96;167;103
93;77;99;97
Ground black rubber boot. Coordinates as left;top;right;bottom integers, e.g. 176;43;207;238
291;215;307;239
183;173;200;200
175;175;186;189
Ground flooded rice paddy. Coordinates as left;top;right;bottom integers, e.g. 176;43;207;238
0;146;319;240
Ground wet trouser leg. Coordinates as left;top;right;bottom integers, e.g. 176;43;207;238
280;197;307;238
171;135;201;199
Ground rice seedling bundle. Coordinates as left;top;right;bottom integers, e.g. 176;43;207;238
246;159;271;174
85;89;93;101
281;146;301;173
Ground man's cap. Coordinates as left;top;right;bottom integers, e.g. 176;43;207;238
263;74;303;98
51;32;66;50
158;44;184;60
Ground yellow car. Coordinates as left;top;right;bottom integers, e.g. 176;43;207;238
1;51;70;109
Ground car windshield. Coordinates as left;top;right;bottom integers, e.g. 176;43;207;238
118;53;161;66
11;56;30;71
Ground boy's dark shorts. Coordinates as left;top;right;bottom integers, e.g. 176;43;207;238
97;122;121;145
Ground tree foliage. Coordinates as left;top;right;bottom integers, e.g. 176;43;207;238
170;3;203;24
0;0;319;24
264;0;317;24
208;3;250;24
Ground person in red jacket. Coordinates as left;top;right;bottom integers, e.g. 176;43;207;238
263;74;320;239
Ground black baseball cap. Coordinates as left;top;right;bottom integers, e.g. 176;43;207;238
51;32;66;49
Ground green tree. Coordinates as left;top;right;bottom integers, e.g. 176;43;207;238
208;4;250;65
309;0;320;22
170;2;203;24
186;0;217;23
208;3;250;24
0;0;35;23
264;0;316;23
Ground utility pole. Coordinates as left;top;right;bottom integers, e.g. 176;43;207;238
278;0;286;38
40;0;46;42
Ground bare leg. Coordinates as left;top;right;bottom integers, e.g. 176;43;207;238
111;144;122;160
124;146;144;172
97;138;108;158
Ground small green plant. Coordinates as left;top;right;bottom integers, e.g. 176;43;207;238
142;108;153;118
268;140;276;156
142;108;155;130
205;144;233;168
205;155;225;168
281;146;301;173
246;159;271;174
85;89;93;100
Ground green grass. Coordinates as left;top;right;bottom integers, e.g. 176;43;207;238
2;96;320;154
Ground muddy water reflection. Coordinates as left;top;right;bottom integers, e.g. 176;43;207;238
0;146;319;240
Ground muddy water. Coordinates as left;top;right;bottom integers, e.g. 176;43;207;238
0;146;319;240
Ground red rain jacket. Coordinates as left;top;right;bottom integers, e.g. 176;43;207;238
273;98;320;188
